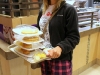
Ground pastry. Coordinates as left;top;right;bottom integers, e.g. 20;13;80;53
21;43;32;49
15;40;32;49
19;48;30;55
21;29;38;34
23;36;39;42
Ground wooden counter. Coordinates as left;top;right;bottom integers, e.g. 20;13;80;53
0;25;100;75
0;39;41;75
73;25;100;75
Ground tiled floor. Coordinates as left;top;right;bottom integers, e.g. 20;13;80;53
79;64;100;75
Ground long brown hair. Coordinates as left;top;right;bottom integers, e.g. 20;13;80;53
42;0;65;14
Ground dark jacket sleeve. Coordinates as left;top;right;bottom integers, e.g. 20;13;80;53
36;9;42;30
57;6;80;54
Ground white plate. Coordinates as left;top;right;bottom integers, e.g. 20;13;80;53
12;24;43;36
14;35;44;44
8;45;35;63
14;40;45;51
14;46;34;57
8;45;51;64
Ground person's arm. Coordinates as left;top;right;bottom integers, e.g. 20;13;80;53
47;5;80;58
57;6;80;54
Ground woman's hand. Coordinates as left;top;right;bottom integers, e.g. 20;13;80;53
47;46;62;59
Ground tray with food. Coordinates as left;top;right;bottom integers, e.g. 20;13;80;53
8;44;51;64
12;24;43;37
14;46;34;57
14;40;45;50
14;34;44;44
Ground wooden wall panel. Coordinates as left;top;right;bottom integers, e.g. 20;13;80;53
0;54;10;75
89;32;98;63
9;57;28;75
0;57;2;75
31;68;41;75
73;36;88;71
97;32;100;59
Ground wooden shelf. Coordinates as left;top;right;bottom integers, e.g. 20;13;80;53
0;0;42;17
77;11;97;14
20;7;40;10
0;3;20;5
22;2;42;5
78;14;97;18
78;11;98;28
78;20;97;26
79;18;97;22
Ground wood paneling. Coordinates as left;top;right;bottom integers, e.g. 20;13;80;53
73;36;88;71
97;31;100;59
89;32;98;63
9;57;28;75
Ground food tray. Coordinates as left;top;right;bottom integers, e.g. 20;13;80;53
8;44;50;64
14;34;44;44
12;24;43;37
14;40;45;51
14;46;34;57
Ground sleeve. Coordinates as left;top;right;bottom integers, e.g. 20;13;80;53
36;8;42;30
57;6;80;54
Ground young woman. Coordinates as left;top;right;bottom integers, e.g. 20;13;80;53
36;0;80;75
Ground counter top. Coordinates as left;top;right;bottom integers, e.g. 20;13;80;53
0;39;18;60
79;25;100;37
0;25;100;60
